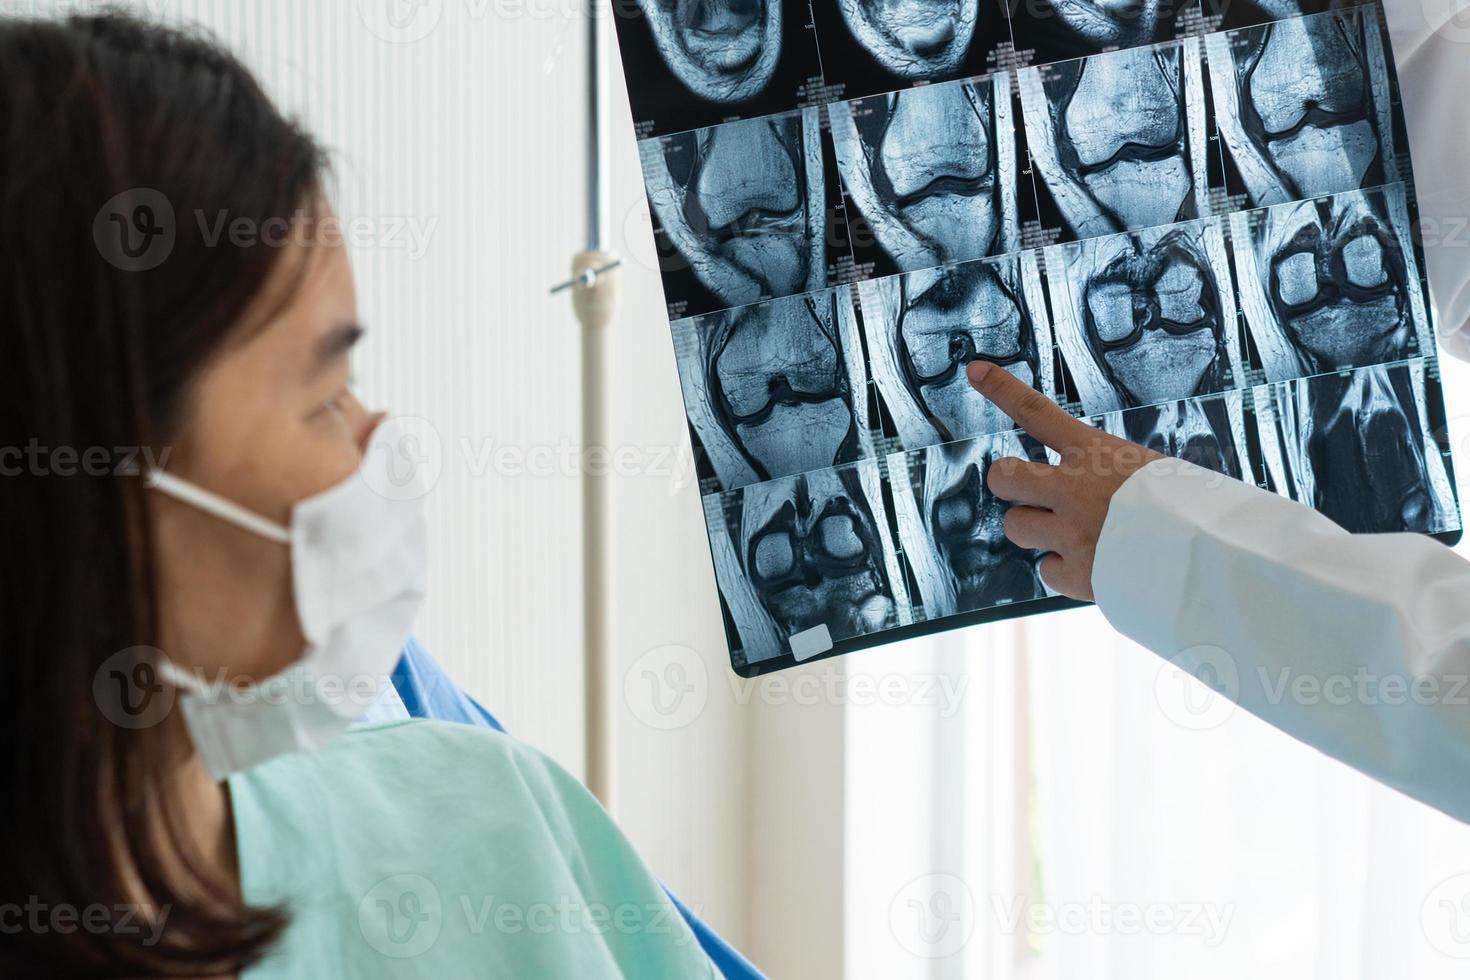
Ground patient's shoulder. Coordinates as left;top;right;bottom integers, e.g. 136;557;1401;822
336;716;536;764
230;722;713;977
231;719;608;887
294;718;589;817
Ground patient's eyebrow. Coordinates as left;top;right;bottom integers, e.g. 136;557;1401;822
310;322;364;375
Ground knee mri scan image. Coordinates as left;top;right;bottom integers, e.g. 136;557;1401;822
1204;0;1375;36
672;287;874;494
1231;184;1430;383
1255;361;1457;534
888;431;1054;622
1047;218;1243;415
612;0;825;138
705;461;912;666
831;73;1020;277
1009;0;1193;64
643;107;835;319
1205;7;1401;209
810;0;1010;102
858;251;1054;450
613;0;1462;671
1098;391;1253;480
1020;40;1208;243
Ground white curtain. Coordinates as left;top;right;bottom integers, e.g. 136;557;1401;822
1024;607;1470;979
845;624;1030;979
847;605;1470;979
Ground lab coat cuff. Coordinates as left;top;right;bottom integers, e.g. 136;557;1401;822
1091;457;1245;649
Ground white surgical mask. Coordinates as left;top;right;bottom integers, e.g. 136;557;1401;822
146;417;428;780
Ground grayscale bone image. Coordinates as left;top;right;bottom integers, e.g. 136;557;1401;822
1099;392;1251;479
1204;0;1375;42
706;461;912;664
1255;361;1457;534
613;0;824;137
1205;9;1399;208
830;74;1019;276
633;0;781;103
1047;218;1242;415
836;0;979;78
1008;0;1191;64
809;0;1008;102
672;287;873;493
1020;41;1208;242
1231;184;1428;383
888;431;1052;621
644;107;829;318
858;251;1054;450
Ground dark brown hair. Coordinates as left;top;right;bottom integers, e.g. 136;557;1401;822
0;11;327;976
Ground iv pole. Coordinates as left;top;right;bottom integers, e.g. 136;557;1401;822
551;0;620;809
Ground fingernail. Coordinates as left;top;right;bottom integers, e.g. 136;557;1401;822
967;360;993;386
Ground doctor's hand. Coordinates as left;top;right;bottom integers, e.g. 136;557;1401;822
966;361;1164;602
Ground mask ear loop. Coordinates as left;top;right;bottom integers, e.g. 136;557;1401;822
146;469;292;545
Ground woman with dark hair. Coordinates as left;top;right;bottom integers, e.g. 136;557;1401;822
0;13;718;977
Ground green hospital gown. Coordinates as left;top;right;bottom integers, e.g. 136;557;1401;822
232;719;719;978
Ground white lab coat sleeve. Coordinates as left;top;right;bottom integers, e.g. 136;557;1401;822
1093;458;1470;824
1382;0;1470;361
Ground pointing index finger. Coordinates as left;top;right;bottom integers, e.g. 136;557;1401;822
966;361;1089;452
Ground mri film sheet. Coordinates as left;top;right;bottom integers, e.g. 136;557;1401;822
1046;216;1243;415
1205;7;1403;210
1008;0;1195;65
612;0;1462;675
613;0;826;139
1203;0;1374;34
1230;183;1430;383
642;107;844;320
809;0;1012;102
1254;360;1457;535
1019;40;1210;244
1098;390;1254;480
888;431;1056;622
706;460;913;669
831;73;1022;279
859;251;1055;451
673;287;875;494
